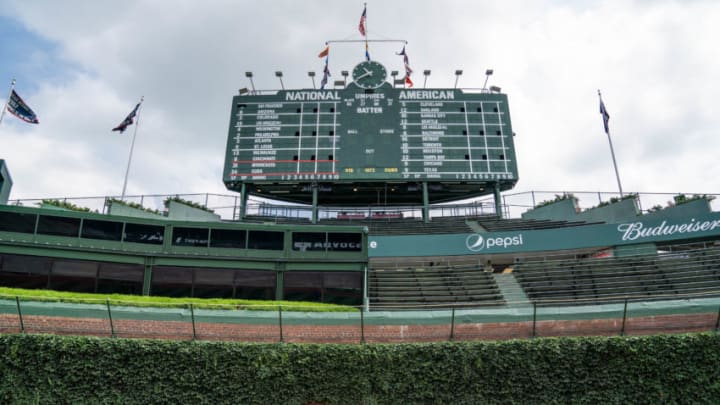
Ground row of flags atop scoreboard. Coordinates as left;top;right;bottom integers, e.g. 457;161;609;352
316;4;414;89
2;81;142;133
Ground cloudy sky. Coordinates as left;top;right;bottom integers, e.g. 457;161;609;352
1;0;718;214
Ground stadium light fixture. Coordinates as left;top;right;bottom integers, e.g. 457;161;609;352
245;71;256;93
334;80;345;88
238;88;249;95
341;70;349;85
454;69;463;89
275;71;284;90
489;85;502;93
423;70;431;88
391;70;399;88
308;71;316;89
483;69;494;90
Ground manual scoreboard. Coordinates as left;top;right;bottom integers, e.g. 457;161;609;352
223;64;518;204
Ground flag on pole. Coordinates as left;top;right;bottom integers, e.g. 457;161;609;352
320;58;330;90
599;96;610;134
6;89;39;124
318;45;329;58
358;5;367;36
397;46;414;88
112;101;142;133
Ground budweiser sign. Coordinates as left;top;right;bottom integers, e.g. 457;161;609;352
617;218;720;241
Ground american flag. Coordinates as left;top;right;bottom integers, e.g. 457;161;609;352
6;89;39;124
320;60;330;90
397;46;414;88
358;6;367;36
112;100;142;133
599;98;610;134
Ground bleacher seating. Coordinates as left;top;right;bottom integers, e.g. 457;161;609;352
242;213;602;235
474;217;603;232
368;264;505;309
513;247;720;305
318;216;477;235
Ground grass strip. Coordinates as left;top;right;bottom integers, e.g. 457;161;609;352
0;286;357;312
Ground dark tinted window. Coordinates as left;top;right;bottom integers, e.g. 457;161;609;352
292;232;326;251
150;266;193;297
97;263;144;295
172;227;209;247
283;271;362;305
98;263;144;281
37;215;80;237
210;229;246;248
0;254;51;289
81;219;123;241
0;211;36;233
1;254;51;275
247;230;284;250
51;260;98;277
124;223;164;245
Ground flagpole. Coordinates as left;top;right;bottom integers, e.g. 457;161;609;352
121;97;144;200
598;90;624;197
363;3;369;60
0;78;15;126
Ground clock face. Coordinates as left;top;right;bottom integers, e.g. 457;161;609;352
352;61;387;89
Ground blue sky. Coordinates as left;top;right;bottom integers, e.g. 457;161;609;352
0;15;77;94
1;1;719;215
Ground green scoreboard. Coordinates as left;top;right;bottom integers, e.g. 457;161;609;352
224;64;518;205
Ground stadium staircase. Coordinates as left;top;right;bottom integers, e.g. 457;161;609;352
492;274;531;307
513;247;720;305
368;264;505;310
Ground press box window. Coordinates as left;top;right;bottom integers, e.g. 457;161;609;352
124;223;164;245
247;230;284;250
210;229;247;249
37;215;80;237
81;219;123;241
172;227;209;247
327;232;362;251
0;211;37;233
292;232;326;251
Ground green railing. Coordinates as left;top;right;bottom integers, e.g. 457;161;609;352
1;294;719;343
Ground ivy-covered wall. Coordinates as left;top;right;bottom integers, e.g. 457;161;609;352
1;333;719;404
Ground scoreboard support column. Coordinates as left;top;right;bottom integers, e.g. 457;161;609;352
493;184;503;219
422;182;430;223
312;185;319;224
237;183;248;221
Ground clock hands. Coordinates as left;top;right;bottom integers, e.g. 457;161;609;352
355;70;374;80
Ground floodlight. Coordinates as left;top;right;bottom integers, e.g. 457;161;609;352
483;69;494;89
275;71;284;90
454;70;463;88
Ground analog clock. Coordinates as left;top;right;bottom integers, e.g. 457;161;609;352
352;60;387;89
